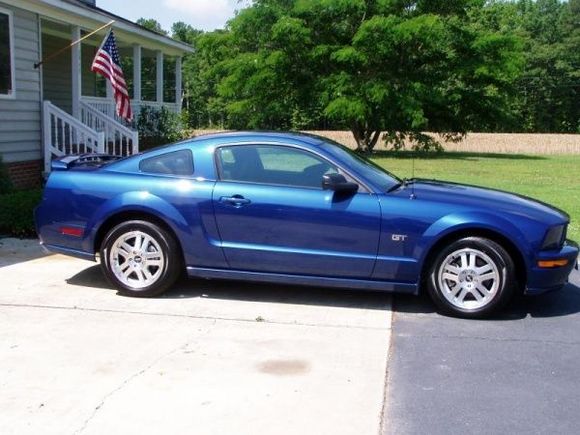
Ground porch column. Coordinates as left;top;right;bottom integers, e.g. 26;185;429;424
175;56;182;112
71;26;81;118
156;50;164;103
133;44;142;102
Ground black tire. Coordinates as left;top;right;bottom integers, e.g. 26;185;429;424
426;237;516;319
100;220;182;297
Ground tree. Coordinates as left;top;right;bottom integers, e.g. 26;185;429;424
217;6;316;130
514;0;579;132
136;18;168;36
470;1;579;133
211;0;523;152
169;22;208;126
174;29;235;128
171;22;202;44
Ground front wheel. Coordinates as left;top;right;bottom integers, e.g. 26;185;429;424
100;220;181;297
426;237;516;318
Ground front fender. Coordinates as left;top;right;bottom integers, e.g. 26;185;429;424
81;191;190;253
417;211;534;272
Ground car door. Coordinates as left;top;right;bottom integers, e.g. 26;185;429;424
211;144;381;279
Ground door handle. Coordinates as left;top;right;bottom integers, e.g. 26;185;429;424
219;195;251;207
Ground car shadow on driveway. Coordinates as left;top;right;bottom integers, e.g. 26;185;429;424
393;276;580;320
66;265;391;311
66;264;579;317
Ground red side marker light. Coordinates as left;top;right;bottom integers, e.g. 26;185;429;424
60;227;84;237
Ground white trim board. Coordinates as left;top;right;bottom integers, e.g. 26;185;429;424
0;0;193;56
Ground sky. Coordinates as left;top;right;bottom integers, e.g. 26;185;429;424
97;0;248;33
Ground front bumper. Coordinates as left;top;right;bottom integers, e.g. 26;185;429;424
526;239;579;295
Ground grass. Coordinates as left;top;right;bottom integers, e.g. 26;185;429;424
370;151;580;242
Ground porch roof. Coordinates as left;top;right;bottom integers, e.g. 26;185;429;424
3;0;193;56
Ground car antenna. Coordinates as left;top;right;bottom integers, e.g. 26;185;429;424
409;147;416;200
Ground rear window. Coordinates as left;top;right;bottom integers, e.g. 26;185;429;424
139;149;194;176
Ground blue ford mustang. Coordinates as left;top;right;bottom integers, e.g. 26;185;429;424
35;132;578;318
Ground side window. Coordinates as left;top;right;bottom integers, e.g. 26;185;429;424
0;8;15;98
217;145;338;189
139;149;194;176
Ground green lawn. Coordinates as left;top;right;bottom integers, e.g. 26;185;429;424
370;152;580;242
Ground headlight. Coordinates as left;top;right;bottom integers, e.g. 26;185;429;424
542;224;566;250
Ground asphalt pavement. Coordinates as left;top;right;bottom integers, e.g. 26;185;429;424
384;269;580;435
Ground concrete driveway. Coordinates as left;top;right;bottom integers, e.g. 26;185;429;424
0;239;392;435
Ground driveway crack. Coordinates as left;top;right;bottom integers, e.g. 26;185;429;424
0;302;388;331
73;320;216;434
378;309;397;435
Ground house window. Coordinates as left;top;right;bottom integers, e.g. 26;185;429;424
163;57;176;103
0;8;15;98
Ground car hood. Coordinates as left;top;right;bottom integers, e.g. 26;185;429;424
394;179;569;225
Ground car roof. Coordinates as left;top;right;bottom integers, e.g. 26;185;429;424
189;131;328;146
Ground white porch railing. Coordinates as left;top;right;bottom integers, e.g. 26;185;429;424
81;96;180;123
80;101;139;157
81;96;116;119
43;101;105;173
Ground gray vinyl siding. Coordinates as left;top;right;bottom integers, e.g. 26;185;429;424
42;32;72;114
81;42;106;97
0;3;41;163
82;43;97;96
43;31;108;107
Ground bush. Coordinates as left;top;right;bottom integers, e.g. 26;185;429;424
0;156;13;194
137;106;184;150
0;189;42;237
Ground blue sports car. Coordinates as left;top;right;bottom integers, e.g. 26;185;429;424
35;132;578;318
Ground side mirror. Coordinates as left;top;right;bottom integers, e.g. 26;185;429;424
322;173;359;194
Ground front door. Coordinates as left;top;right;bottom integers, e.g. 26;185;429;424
211;144;381;279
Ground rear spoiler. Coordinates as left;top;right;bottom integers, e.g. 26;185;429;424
51;154;121;171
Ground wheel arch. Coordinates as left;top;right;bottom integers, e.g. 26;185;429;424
81;190;190;255
419;227;527;294
93;210;185;263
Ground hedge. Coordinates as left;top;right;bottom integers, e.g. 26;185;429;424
0;189;42;237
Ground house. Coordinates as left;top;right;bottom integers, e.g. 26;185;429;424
0;0;193;188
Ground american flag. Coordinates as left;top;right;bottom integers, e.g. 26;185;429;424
91;30;132;121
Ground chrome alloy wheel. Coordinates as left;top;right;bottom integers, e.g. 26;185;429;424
109;230;165;289
437;248;500;310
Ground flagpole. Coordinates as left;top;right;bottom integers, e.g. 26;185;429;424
34;20;115;69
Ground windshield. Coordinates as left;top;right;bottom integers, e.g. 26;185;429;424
319;139;402;192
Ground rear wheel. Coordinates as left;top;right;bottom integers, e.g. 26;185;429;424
100;220;181;297
427;237;516;318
